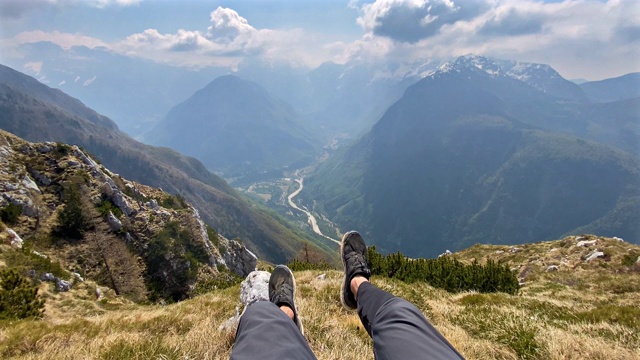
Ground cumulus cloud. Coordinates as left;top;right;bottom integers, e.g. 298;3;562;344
357;0;488;43
343;0;640;78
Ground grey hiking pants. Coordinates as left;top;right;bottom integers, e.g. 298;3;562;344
230;282;464;359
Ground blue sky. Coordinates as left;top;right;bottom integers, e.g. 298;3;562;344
1;0;638;80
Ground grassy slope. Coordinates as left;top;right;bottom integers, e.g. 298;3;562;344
1;235;639;359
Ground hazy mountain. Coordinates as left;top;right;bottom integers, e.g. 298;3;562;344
0;64;330;263
237;60;424;138
144;75;319;180
1;43;227;136
304;57;640;257
580;73;640;103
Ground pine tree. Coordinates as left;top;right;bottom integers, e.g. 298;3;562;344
0;269;45;319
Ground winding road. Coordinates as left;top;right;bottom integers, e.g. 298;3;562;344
287;178;340;244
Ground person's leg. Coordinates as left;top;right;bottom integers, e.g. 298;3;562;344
355;280;464;359
230;301;316;360
341;231;464;360
231;265;316;360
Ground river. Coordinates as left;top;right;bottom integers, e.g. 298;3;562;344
287;178;340;244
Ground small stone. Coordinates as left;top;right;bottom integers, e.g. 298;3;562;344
41;273;56;282
510;247;522;253
546;265;559;272
636;256;640;264
495;250;505;254
316;273;326;280
73;272;84;282
95;287;104;300
613;237;624;242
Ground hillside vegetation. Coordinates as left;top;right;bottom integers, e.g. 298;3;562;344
0;235;638;359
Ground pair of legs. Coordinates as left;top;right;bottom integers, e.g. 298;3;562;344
230;231;464;360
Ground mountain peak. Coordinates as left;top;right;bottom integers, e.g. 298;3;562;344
425;54;586;101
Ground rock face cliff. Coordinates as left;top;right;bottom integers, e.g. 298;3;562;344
0;130;256;302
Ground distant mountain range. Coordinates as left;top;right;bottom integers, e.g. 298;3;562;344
0;64;330;263
143;75;319;180
580;73;640;103
305;55;640;257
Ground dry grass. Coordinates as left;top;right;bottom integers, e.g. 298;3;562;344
2;235;639;359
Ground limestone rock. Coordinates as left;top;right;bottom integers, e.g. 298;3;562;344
30;169;52;186
510;247;522;253
546;265;559;272
585;251;605;262
636;256;640;264
218;307;240;332
21;175;40;192
438;250;453;258
106;211;122;232
577;239;597;247
495;250;505;254
223;239;258;277
41;273;56;282
240;271;270;307
613;237;624;242
73;272;84;282
6;228;23;249
316;273;326;280
56;278;72;292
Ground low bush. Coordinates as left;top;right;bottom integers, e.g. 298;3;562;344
367;246;520;294
0;203;22;225
0;268;45;320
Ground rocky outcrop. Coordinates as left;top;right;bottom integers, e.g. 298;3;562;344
586;251;605;261
6;228;23;249
221;238;258;277
106;211;122;232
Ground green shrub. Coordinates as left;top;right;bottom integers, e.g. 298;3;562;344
95;198;122;219
53;183;92;240
5;246;68;279
0;203;22;225
367;246;520;294
621;252;639;267
0;268;45;320
145;221;210;302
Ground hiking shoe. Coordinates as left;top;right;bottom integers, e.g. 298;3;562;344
340;231;371;310
269;265;304;334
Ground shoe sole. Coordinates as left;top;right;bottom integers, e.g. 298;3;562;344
277;265;304;335
340;230;359;311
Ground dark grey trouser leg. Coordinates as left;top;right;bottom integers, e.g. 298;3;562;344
231;301;317;360
357;282;465;360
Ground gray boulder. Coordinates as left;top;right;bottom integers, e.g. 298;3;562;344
41;273;56;282
56;278;72;292
546;265;559;272
240;271;270;307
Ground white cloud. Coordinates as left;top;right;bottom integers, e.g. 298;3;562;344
82;75;96;87
345;0;640;79
58;80;66;86
94;0;142;8
23;61;43;75
3;2;638;79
